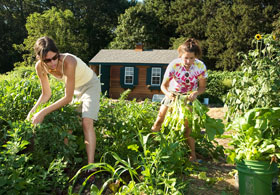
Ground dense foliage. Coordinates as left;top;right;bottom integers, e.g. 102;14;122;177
227;107;280;162
14;7;89;67
199;70;243;105
0;0;131;73
225;34;280;119
1;0;280;73
109;4;169;49
1;68;225;194
0;68;83;194
205;0;279;70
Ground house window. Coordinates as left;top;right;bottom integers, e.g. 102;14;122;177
151;67;161;86
124;67;134;85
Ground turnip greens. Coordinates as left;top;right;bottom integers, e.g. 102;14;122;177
162;94;224;141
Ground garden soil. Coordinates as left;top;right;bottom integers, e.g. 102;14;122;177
186;106;239;195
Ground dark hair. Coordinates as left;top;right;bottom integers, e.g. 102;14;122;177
177;38;202;58
34;36;59;60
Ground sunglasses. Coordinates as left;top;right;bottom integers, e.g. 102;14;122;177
43;53;59;63
185;72;190;84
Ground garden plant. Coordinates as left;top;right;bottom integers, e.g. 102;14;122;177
0;68;227;194
3;32;280;194
225;33;280;194
225;34;280;119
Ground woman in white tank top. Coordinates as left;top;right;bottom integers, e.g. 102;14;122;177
27;37;101;179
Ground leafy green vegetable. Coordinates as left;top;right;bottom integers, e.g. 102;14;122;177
227;107;280;163
162;95;224;141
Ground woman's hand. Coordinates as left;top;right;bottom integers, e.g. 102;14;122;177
31;110;46;124
167;92;175;100
26;112;33;121
188;91;199;102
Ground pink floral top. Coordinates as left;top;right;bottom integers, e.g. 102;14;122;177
163;58;207;93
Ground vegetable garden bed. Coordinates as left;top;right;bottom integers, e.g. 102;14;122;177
1;66;278;194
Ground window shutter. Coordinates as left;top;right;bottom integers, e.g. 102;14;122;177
146;67;152;85
120;67;125;88
134;67;139;85
161;68;166;83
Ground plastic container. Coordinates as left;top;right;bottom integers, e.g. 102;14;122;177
203;98;209;105
236;160;279;195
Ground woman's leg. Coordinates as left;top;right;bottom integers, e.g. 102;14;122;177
82;117;96;164
151;105;169;131
184;120;197;161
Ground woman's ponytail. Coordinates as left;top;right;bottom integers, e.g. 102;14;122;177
177;38;202;58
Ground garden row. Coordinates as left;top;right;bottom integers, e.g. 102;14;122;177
0;67;226;194
1;34;280;194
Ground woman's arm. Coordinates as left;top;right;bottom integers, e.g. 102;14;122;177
32;56;77;124
161;79;175;100
27;62;52;120
188;77;207;101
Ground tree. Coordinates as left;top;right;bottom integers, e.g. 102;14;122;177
13;7;89;66
206;0;280;70
170;0;205;40
0;0;44;73
109;4;169;49
168;0;224;69
144;0;176;42
72;0;132;58
0;0;131;73
272;13;280;36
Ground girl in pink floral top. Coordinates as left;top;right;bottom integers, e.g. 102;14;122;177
163;58;207;93
152;38;207;162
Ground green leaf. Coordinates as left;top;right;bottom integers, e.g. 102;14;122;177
127;144;139;152
90;184;99;195
259;144;275;153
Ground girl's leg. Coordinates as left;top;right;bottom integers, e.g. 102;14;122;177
184;120;197;161
151;105;169;131
82;117;96;164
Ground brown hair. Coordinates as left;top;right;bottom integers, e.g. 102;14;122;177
177;38;202;58
34;36;59;60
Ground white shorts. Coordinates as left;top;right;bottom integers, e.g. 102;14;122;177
73;76;101;120
161;95;192;107
161;96;173;107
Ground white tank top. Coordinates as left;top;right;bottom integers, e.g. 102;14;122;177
57;53;96;88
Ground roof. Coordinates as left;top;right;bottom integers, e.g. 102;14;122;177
89;49;178;65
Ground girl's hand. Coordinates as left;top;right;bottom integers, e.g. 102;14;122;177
167;92;175;100
26;109;35;121
188;91;199;102
32;111;46;124
26;112;32;121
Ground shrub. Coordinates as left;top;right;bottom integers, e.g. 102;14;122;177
198;70;243;105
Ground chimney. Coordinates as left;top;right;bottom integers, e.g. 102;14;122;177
135;42;143;51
